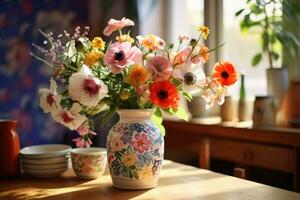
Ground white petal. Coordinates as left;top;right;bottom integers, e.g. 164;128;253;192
49;78;57;93
70;103;82;114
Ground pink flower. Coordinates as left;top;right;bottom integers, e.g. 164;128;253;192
104;42;142;74
146;56;172;81
131;133;151;153
173;47;192;65
103;17;134;36
178;34;190;42
77;123;97;137
73;137;92;148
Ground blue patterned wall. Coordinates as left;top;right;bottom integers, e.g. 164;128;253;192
0;0;89;147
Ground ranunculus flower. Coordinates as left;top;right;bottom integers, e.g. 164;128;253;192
104;42;142;74
173;61;206;94
173;47;192;65
125;64;150;88
103;17;134;36
52;103;86;130
212;62;238;86
68;65;108;107
39;79;62;113
149;80;180;109
146;55;172;81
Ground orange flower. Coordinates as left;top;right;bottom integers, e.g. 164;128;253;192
84;52;103;67
212;62;238;86
197;26;209;39
149;80;180;109
191;44;209;64
125;64;150;87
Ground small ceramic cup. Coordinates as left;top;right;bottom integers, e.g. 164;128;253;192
71;147;107;179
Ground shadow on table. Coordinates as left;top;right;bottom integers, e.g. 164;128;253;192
0;183;149;200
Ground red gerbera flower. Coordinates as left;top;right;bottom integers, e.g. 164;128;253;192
212;62;238;86
149;80;180;109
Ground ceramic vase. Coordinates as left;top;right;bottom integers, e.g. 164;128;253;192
106;109;164;190
266;68;289;111
0;120;20;177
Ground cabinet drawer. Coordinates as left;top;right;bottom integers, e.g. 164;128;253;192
210;140;295;173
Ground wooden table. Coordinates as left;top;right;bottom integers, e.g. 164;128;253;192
1;160;300;200
163;120;300;191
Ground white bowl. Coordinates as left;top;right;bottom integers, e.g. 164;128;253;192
22;156;69;165
23;167;68;178
22;162;69;170
20;144;71;159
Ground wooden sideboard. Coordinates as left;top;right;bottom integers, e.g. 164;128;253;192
163;120;300;192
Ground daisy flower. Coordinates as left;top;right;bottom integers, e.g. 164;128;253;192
104;42;142;74
68;65;108;107
39;79;62;113
146;55;172;81
52;103;86;130
173;61;206;94
212;62;238;86
197;26;210;39
91;37;105;50
103;17;134;36
149;80;179;109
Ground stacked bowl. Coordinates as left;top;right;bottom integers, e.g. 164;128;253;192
20;144;71;178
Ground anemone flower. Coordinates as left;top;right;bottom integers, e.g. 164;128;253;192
104;42;142;74
149;80;179;109
103;17;134;36
68;65;108;107
212;62;238;86
173;61;206;94
39;78;62;113
146;55;172;81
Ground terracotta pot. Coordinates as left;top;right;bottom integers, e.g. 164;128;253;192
0;120;20;177
279;80;300;127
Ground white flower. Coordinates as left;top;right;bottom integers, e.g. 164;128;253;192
52;103;86;130
68;65;108;107
200;78;227;107
39;79;62;113
173;61;206;94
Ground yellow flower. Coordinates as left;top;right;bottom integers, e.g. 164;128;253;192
137;34;165;51
116;34;134;43
197;26;209;39
138;165;153;179
125;64;150;87
92;37;106;50
120;90;130;100
84;52;103;67
122;153;137;167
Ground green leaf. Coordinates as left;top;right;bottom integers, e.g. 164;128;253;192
173;106;188;121
235;8;245;17
182;91;193;102
151;108;165;136
251;53;262;66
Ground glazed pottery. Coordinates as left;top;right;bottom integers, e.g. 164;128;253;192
252;96;275;127
20;144;71;159
0;120;20;177
221;96;238;122
71;147;107;179
107;109;164;190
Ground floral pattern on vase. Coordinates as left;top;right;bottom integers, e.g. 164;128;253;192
107;109;164;189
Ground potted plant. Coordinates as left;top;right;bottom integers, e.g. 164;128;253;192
236;0;300;110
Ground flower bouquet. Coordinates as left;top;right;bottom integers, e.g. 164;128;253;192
33;17;237;188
